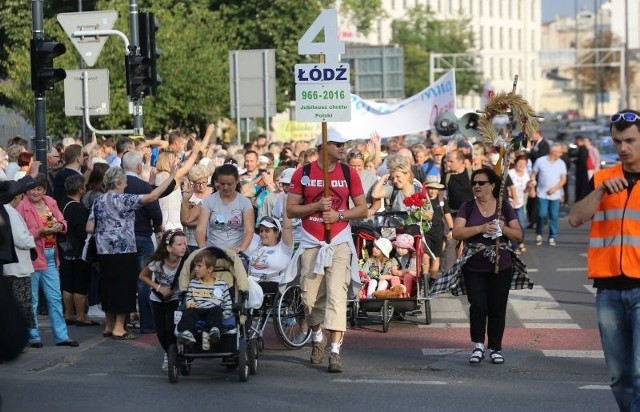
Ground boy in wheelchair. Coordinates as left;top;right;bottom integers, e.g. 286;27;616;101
176;250;232;345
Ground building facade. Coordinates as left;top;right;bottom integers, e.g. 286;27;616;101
337;0;542;111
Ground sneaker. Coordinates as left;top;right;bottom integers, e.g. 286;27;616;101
310;339;326;364
87;305;106;319
548;238;556;246
535;235;542;246
328;352;343;373
177;330;196;344
161;353;168;372
209;327;221;343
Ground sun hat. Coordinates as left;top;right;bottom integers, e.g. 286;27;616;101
393;233;415;252
374;237;393;258
425;176;444;189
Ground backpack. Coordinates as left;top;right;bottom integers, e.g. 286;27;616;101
300;162;352;203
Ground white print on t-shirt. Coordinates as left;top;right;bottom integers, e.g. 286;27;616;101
304;179;348;188
213;209;243;229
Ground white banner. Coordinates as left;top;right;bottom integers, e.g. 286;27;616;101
331;70;457;139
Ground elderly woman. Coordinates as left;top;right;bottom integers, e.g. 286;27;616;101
195;164;254;253
180;164;212;253
86;165;178;340
16;174;78;347
430;167;532;366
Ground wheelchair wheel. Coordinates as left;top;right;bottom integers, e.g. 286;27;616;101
382;300;391;333
274;285;311;349
248;340;258;376
167;344;179;383
238;344;249;382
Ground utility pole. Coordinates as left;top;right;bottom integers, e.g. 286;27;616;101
78;0;86;143
624;0;630;108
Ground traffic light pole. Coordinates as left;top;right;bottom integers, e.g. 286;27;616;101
32;0;48;172
129;0;144;136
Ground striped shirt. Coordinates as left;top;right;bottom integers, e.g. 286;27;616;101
185;278;232;317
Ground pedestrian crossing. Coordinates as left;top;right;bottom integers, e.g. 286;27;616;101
419;284;594;330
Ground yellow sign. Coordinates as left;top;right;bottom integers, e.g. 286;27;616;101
273;121;322;142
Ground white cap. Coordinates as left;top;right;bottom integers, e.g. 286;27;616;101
374;237;393;258
258;216;282;231
279;168;296;184
258;155;270;164
316;129;348;147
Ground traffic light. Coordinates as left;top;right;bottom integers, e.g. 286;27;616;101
138;12;161;96
125;54;151;97
30;39;66;92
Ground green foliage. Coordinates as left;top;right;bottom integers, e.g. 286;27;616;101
2;0;379;137
339;0;385;35
391;5;482;97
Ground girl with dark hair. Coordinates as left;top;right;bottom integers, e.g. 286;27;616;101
14;152;34;180
430;167;532;366
139;229;189;371
195;164;254;253
82;163;109;209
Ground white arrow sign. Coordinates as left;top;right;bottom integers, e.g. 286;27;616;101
57;10;118;67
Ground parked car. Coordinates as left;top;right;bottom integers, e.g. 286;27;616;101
597;138;618;169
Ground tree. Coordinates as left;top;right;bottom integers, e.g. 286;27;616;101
0;1;377;138
577;31;626;93
391;5;482;97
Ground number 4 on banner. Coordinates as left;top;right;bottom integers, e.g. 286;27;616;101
298;9;344;65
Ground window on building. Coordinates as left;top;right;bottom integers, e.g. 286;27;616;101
489;27;494;49
499;27;503;49
469;0;473;14
500;58;504;78
489;0;493;16
509;28;513;49
479;0;482;16
518;29;522;49
479;27;484;48
489;57;494;78
517;0;521;19
508;0;512;19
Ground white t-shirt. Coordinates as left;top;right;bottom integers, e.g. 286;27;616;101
201;192;253;249
147;260;180;303
272;192;302;241
508;169;530;209
156;171;183;230
246;234;293;283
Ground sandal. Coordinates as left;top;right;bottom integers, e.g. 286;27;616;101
112;332;136;340
469;348;484;364
490;350;504;364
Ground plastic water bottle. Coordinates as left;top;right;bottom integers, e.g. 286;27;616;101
202;331;210;350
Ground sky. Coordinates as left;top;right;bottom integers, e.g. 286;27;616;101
542;0;595;23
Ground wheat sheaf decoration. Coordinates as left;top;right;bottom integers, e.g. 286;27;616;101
477;91;540;151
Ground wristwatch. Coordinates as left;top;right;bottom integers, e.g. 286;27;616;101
338;211;345;221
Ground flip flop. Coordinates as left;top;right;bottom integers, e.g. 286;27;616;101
112;332;136;340
102;331;113;337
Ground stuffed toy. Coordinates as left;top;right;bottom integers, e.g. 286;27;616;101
372;284;407;299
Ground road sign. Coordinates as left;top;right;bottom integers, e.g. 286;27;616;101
63;69;110;117
57;11;118;67
229;49;277;118
295;82;351;122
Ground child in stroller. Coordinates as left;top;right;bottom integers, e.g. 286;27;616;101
176;249;232;346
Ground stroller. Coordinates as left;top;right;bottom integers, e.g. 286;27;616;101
167;246;256;383
348;212;432;332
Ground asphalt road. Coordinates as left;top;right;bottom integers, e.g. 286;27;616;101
0;212;618;412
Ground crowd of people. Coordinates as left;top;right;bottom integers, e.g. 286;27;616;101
0;118;611;377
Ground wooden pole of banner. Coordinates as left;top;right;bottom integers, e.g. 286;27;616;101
320;55;331;243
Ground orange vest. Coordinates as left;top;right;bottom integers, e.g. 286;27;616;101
588;164;640;279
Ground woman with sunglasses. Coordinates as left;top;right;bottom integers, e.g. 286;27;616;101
430;167;531;366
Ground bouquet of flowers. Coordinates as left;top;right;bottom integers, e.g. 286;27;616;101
402;192;432;234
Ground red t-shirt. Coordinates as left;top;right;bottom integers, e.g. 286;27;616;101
289;162;364;241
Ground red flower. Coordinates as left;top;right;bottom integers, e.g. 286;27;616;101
403;196;415;207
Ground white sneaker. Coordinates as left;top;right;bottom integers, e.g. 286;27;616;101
87;305;105;319
535;235;542;246
161;353;168;372
549;238;556;246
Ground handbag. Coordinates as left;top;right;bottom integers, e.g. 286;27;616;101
57;200;79;254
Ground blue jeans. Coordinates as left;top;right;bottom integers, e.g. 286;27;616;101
30;247;69;343
536;198;560;238
136;235;155;332
597;288;640;411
